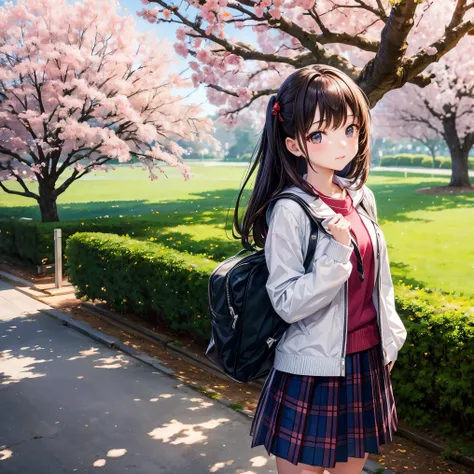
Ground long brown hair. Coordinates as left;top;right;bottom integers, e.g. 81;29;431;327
233;64;372;249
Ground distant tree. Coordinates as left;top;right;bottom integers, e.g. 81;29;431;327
375;44;474;187
227;125;258;159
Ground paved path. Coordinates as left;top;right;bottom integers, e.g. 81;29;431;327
0;281;278;473
0;281;381;473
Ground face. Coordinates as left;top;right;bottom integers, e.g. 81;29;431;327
286;106;360;172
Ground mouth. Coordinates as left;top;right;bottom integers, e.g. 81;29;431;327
336;155;345;160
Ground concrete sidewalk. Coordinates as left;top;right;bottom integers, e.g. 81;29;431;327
0;280;385;473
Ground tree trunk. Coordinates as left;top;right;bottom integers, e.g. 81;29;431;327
449;149;472;188
444;118;472;188
38;183;60;222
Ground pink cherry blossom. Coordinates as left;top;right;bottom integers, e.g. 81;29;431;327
138;0;474;136
174;42;189;57
0;0;219;222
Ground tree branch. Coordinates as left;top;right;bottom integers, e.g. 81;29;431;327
0;175;38;199
404;19;474;84
0;181;37;199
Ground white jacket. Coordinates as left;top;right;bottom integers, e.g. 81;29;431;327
264;174;407;377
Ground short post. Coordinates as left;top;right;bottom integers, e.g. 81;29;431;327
54;228;62;289
404;168;408;178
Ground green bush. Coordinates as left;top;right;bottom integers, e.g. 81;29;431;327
412;155;425;166
0;218;54;265
0;217;150;266
391;283;474;442
66;232;216;343
380;153;434;167
0;219;16;257
381;154;474;171
421;157;435;168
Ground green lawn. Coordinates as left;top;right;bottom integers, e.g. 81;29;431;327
1;165;473;298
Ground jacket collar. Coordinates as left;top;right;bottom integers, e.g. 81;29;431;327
282;173;366;220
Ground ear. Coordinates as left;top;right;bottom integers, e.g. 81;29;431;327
285;137;303;157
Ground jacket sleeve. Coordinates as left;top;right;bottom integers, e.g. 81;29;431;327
265;202;353;324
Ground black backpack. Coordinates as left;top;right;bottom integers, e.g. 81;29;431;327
205;193;327;383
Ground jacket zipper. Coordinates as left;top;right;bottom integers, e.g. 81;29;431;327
340;203;381;376
372;222;384;352
341;280;348;376
357;206;385;353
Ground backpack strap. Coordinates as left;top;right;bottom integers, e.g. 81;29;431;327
303;216;319;271
269;193;323;272
272;192;365;281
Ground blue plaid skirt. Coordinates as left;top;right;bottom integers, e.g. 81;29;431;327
249;342;398;469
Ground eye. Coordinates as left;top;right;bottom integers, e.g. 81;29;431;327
307;131;323;144
346;124;359;137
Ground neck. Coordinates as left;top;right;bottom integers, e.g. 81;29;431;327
305;168;345;198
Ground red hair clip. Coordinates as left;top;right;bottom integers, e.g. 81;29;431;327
272;101;284;122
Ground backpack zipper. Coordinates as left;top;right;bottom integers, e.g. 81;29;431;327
208;248;250;315
225;251;262;329
226;251;272;381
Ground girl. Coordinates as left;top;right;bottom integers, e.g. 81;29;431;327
233;65;407;474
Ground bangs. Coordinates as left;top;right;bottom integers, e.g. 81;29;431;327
293;71;369;161
305;75;361;131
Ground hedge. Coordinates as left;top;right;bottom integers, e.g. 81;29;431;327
0;216;150;266
380;153;474;170
66;232;215;342
66;231;474;446
391;284;474;443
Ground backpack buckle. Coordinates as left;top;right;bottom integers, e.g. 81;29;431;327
266;337;276;348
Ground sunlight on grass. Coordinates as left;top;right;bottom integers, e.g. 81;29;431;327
0;165;473;296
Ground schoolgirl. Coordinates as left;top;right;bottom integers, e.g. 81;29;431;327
233;64;407;474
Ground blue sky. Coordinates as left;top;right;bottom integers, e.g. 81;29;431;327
119;0;218;115
0;0;252;117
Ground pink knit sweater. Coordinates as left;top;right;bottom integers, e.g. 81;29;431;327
312;186;381;354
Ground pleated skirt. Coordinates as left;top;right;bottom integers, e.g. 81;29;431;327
249;342;398;469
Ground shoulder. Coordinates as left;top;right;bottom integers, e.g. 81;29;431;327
362;184;374;199
267;197;309;230
361;184;378;221
362;184;377;206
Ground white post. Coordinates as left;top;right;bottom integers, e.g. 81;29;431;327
54;228;62;289
404;168;408;178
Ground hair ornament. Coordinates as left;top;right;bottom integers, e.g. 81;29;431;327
272;100;284;122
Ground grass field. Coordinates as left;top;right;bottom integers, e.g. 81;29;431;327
1;164;473;298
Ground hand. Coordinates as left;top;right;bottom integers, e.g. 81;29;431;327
327;213;352;247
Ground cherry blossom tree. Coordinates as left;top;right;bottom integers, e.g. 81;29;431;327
373;40;474;187
0;0;217;222
138;0;474;131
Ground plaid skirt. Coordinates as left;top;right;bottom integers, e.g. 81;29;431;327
249;342;398;469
